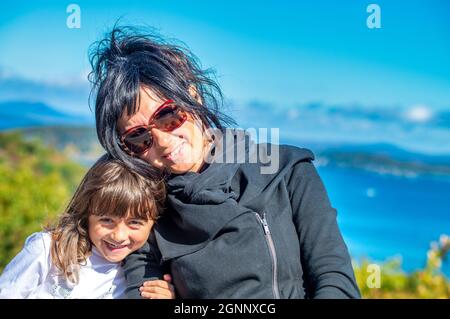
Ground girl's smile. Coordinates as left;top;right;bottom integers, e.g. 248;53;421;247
88;214;154;263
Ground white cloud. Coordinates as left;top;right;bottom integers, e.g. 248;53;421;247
366;188;377;198
0;72;91;116
238;101;450;154
287;108;300;120
0;66;16;80
404;104;434;123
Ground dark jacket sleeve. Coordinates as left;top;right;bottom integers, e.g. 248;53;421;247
121;232;167;299
287;159;361;299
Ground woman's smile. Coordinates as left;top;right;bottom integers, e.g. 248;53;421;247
163;141;185;162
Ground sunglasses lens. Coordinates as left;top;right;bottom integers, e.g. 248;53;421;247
120;102;188;155
153;104;188;131
123;127;152;154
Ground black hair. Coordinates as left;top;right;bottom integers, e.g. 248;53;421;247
88;25;235;177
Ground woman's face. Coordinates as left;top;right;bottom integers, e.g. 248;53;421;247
117;87;208;174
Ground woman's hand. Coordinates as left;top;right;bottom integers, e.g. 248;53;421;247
139;274;175;299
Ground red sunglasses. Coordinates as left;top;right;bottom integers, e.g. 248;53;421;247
119;100;188;155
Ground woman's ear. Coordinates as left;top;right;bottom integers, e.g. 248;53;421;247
189;84;203;105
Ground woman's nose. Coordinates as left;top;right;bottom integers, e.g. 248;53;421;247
151;127;174;149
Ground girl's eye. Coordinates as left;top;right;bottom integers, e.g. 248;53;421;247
99;217;113;224
129;220;144;226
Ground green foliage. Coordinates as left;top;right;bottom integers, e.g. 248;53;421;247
0;131;86;272
354;235;450;298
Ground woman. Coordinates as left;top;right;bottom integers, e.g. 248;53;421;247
90;26;361;299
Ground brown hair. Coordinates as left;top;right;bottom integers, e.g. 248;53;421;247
48;156;165;283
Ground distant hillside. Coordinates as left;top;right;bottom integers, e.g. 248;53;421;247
316;150;450;178
283;138;450;178
4;126;450;178
0;101;92;130
20;125;99;153
19;126;103;167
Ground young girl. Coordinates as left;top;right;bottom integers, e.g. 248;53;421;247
0;157;174;299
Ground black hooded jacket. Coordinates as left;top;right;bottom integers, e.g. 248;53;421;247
122;130;361;299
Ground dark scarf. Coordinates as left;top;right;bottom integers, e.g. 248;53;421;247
155;129;255;260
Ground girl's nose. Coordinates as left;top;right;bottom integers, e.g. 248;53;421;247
111;223;128;243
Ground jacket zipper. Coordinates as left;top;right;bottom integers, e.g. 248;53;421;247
255;212;281;299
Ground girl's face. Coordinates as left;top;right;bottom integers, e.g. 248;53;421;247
88;214;154;263
117;86;209;174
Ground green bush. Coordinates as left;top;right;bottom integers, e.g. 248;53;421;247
354;235;450;298
0;131;86;272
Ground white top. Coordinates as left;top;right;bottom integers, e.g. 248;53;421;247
0;232;127;299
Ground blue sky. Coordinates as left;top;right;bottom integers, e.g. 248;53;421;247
1;0;449;107
1;0;450;153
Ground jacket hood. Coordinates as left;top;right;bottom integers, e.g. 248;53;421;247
155;129;314;260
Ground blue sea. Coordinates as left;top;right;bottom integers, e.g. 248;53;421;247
317;165;450;277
